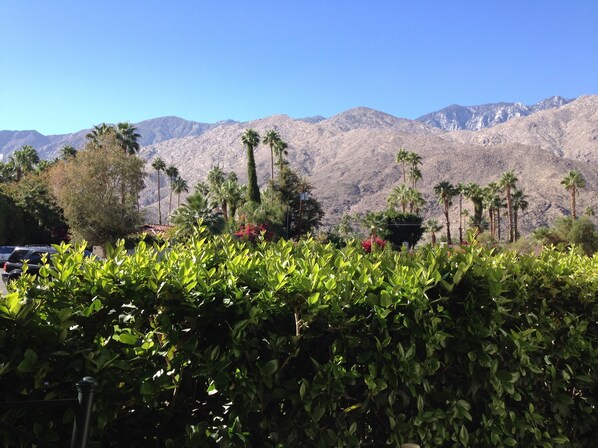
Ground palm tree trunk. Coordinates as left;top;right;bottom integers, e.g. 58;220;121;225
497;210;501;241
514;210;519;241
571;187;577;219
458;194;463;244
157;173;162;225
444;202;452;244
270;145;274;180
506;188;514;242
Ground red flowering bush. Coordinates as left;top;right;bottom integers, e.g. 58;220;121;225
234;224;274;242
361;236;387;253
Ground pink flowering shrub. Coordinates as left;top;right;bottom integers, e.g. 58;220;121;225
234;224;273;242
362;237;387;253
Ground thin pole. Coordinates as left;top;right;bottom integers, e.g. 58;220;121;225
70;377;97;448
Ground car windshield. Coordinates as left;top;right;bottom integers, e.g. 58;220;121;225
8;250;31;262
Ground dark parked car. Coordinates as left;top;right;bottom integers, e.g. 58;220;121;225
0;246;16;264
2;246;59;282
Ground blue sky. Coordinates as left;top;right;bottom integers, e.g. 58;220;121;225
1;1;597;135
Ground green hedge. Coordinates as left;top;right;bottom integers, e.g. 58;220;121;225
1;235;597;447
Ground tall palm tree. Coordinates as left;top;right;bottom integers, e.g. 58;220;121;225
263;130;281;180
424;219;443;245
165;165;179;216
395;148;409;184
406;152;422;188
241;129;261;204
152;158;166;225
462;182;484;233
115;122;142;155
434;181;456;244
274;139;289;172
172;177;189;208
511;189;528;241
561;170;586;219
499;170;518;242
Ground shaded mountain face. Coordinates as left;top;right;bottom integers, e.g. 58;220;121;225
417;96;572;131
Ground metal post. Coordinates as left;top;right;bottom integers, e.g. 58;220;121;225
70;377;97;448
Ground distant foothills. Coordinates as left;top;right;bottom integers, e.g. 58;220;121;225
1;95;597;236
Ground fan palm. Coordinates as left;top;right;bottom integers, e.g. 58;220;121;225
171;191;225;237
9;145;40;181
424;219;443;245
172;177;189;207
263;130;281;180
561;170;586;219
434;181;457;244
115;122;142;155
274;139;289;171
152;158;166;225
395;148;409;184
387;184;412;213
86;123;114;143
60;145;77;160
511;189;528;241
165;165;179;216
499;170;518;242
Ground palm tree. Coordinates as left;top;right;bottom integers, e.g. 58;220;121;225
115;122;142;155
274;139;289;172
152;157;166;225
406;152;422;188
172;177;189;207
499;170;518;242
86;123;114;143
263;130;281;180
165;165;179;216
395;148;409;184
424;219;443;245
9;145;40;181
60;145;77;160
171;190;225;236
387;184;412;213
511;189;528;241
462;182;485;233
434;181;456;244
241;129;261;204
561;170;586;219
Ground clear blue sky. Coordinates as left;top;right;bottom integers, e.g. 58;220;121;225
1;1;597;135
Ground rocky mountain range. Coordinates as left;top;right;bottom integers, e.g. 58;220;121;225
417;96;572;131
1;95;596;236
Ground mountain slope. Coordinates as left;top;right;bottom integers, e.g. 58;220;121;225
139;97;598;233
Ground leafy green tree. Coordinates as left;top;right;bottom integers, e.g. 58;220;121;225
49;134;145;246
534;216;598;255
434;181;457;244
561;170;586;219
499;170;518;242
152;158;166;225
242;129;261;204
275;166;323;238
115;122;142;155
363;210;424;248
263;130;281;180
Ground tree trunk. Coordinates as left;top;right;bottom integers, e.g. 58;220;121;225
444;201;452;244
157;172;162;225
506;187;514;242
571;187;577;219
